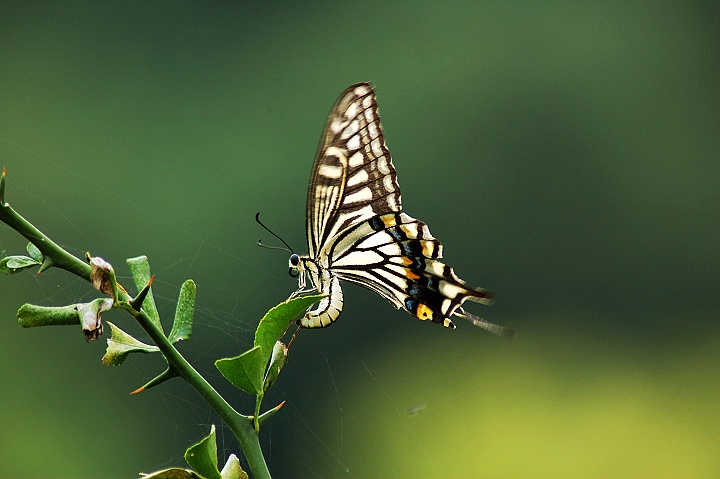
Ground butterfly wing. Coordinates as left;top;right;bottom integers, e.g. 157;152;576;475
300;83;512;338
306;83;402;260
325;212;513;338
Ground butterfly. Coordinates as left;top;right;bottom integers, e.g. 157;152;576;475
288;83;513;339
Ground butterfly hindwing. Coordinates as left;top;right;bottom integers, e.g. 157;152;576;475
328;213;495;328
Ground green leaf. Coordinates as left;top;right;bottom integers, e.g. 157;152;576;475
0;255;40;274
215;346;264;395
102;321;159;366
254;294;325;367
126;256;162;330
220;454;248;479
215;295;324;396
169;279;196;343
17;303;80;328
139;468;200;478
184;425;222;479
140;430;247;479
26;242;43;262
263;341;288;392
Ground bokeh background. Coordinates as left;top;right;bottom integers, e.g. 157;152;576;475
1;2;718;478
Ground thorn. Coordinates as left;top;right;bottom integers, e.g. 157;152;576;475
0;165;6;204
130;367;177;395
36;258;54;275
257;400;287;427
129;274;155;311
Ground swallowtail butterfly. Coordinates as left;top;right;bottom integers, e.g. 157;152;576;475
289;83;513;339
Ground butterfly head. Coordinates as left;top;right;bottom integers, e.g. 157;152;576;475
288;253;300;278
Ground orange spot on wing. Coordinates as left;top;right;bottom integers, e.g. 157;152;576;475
405;268;420;280
382;215;396;228
416;303;433;320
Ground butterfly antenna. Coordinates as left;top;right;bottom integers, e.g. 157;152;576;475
255;212;295;253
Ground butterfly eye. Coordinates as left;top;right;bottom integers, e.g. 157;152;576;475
289;253;299;267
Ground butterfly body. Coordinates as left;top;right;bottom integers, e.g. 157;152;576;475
291;83;513;339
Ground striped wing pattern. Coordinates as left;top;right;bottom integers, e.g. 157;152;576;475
294;83;513;339
306;83;401;259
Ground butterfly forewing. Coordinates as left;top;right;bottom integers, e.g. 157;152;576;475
306;83;402;259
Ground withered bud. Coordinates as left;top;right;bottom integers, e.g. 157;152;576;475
87;254;117;298
76;298;113;342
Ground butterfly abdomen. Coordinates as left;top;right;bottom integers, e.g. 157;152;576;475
298;274;344;328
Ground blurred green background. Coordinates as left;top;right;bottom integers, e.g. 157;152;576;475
1;2;718;478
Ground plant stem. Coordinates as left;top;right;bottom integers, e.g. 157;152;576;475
0;201;90;279
124;305;271;479
254;393;263;432
1;200;272;479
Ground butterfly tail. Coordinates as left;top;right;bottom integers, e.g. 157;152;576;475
461;287;496;306
455;307;515;340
